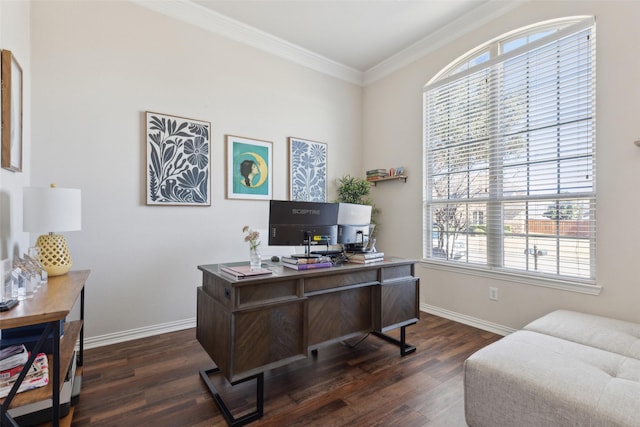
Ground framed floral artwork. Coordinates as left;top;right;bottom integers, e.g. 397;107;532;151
226;135;273;200
288;137;327;202
146;111;211;206
1;50;23;172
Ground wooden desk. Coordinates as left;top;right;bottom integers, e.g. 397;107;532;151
196;258;418;426
1;270;89;427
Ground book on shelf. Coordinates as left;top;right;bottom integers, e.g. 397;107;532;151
0;352;49;398
220;265;273;279
348;257;385;264
281;256;330;265
348;252;385;260
0;345;28;372
0;363;24;380
283;261;333;271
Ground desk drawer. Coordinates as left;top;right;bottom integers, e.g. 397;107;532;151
304;269;378;293
381;264;413;281
237;280;298;308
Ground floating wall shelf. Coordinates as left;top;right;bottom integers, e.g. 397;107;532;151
368;175;408;186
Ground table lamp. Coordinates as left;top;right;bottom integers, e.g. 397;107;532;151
23;184;82;276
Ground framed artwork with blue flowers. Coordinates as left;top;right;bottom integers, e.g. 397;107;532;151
226;135;273;200
146;111;211;206
288;137;327;202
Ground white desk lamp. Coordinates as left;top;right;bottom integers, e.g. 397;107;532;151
23;184;82;276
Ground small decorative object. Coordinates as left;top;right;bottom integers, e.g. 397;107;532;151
289;137;327;202
146;111;211;206
226;135;273;200
23;184;82;277
243;225;262;271
1;50;23;172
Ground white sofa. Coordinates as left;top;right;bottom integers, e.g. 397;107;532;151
464;310;640;426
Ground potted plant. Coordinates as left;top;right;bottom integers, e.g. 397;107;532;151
335;174;379;238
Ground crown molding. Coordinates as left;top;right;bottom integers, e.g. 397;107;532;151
132;0;524;87
131;0;364;85
363;0;525;85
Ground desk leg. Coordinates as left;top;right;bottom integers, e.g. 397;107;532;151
372;323;417;357
199;367;264;427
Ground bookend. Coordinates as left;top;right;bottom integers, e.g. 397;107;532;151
199;367;264;427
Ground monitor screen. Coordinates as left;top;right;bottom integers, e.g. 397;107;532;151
337;203;372;226
336;203;372;245
268;200;339;247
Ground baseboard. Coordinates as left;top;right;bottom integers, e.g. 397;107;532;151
84;317;196;350
420;303;515;336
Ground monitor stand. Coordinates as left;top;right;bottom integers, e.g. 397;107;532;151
292;232;323;259
291;253;321;259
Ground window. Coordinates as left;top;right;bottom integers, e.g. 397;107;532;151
423;17;596;287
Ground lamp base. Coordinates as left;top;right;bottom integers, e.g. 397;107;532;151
36;234;73;276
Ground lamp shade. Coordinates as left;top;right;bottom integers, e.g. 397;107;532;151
23;186;82;233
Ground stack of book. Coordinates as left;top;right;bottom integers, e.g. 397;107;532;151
219;265;273;280
366;169;389;181
0;344;49;398
281;256;333;270
348;252;385;264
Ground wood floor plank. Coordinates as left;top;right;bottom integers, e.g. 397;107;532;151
70;312;500;427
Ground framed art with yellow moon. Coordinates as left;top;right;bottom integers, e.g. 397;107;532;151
226;135;273;200
146;111;211;206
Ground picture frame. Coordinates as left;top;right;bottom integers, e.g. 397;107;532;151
1;50;23;172
226;135;273;200
288;137;327;202
145;111;211;206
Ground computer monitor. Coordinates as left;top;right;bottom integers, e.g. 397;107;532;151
268;200;339;254
337;203;372;250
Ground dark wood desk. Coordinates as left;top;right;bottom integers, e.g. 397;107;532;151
1;270;89;427
196;258;418;426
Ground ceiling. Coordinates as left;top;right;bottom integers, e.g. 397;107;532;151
137;0;520;84
192;0;494;72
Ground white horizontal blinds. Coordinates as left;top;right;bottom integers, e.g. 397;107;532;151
497;24;595;281
424;18;596;283
425;66;491;262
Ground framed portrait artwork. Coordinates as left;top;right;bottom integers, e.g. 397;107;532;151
146;111;211;206
288;137;327;202
1;50;23;172
226;135;273;200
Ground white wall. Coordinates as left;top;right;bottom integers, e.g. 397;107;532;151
29;0;363;341
364;0;640;328
0;1;31;276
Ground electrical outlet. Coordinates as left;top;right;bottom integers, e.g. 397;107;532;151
489;287;498;301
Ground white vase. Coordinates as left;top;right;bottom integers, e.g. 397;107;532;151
249;247;262;271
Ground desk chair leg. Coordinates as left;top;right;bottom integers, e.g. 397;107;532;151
199;367;264;427
372;323;417;357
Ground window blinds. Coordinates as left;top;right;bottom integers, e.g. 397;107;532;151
424;17;596;283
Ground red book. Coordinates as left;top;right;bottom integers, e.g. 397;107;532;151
0;364;24;380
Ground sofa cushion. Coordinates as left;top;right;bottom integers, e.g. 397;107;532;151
523;309;640;359
464;330;640;427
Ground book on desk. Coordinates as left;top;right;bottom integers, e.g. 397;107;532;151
220;265;273;279
282;261;333;270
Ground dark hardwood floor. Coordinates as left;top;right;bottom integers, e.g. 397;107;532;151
70;313;501;427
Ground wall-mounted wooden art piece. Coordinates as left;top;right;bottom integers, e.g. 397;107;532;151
1;50;23;172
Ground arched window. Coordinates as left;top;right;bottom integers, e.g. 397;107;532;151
423;17;596;290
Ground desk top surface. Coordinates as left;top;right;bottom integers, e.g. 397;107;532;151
198;257;415;284
0;269;90;329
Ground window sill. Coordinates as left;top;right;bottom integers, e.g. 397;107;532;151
418;259;602;296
